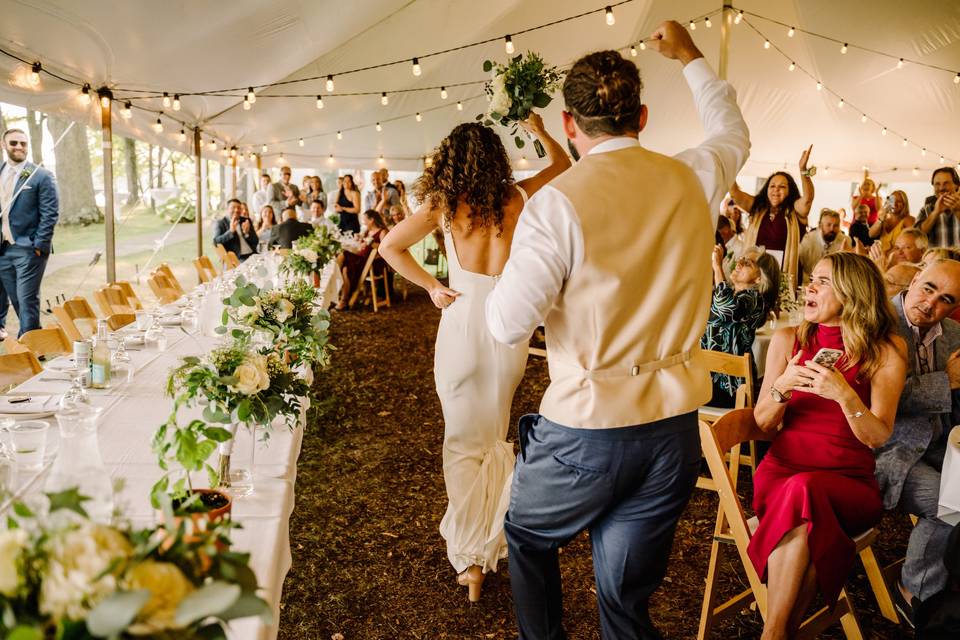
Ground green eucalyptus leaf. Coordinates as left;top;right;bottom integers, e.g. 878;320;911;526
86;590;151;636
514;136;525;148
174;582;241;627
218;592;272;623
533;92;551;108
12;502;32;518
8;626;44;640
482;60;493;72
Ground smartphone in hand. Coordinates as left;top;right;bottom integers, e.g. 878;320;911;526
809;348;843;369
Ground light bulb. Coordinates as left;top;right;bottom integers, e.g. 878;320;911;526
788;61;796;71
788;27;795;37
897;58;904;69
940;156;946;164
837;98;844;108
376;122;382;132
639;41;646;50
99;94;110;109
29;62;41;86
902;138;908;147
913;167;919;176
162;92;171;107
881;127;888;136
326;75;335;92
734;10;743;24
840;43;848;54
605;6;614;26
120;102;132;119
316;95;324;109
922;148;927;156
705;17;712;28
861;114;867;123
279;155;286;165
689;21;696;30
230;147;236;158
378;154;385;164
816;81;822;91
173;94;181;111
457;101;463;111
247;87;256;104
80;85;91;105
824;166;830;175
261;144;267;153
243;97;251;110
337;131;343;140
328;154;334;164
763;40;770;49
247;152;254;161
153;117;163;133
630;46;637;57
505;36;514;54
955;73;960;84
220;148;227;158
209;140;216;151
381;92;389;106
440;86;448;99
412;58;421;76
416;112;422;122
298;138;304;147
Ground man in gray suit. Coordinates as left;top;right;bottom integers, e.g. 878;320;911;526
876;259;960;622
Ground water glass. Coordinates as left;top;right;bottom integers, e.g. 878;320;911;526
144;318;167;351
111;343;134;383
135;310;154;331
60;376;91;411
5;420;49;472
181;306;199;335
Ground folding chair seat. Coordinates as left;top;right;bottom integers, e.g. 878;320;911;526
0;352;43;389
17;326;72;359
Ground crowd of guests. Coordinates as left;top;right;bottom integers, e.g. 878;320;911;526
703;163;960;637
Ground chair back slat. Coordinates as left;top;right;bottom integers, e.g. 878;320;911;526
18;327;72;359
0;352;43;389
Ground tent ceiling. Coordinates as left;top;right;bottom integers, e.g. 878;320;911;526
0;0;957;179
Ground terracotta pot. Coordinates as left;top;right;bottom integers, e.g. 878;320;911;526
161;489;233;561
312;271;321;288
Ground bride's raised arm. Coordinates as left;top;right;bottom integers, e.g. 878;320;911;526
515;112;572;198
379;201;460;309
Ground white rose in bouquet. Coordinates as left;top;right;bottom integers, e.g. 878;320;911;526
299;248;319;265
489;72;512;116
276;298;295;323
249;353;271;392
232;360;265;395
239;299;263;323
0;528;28;596
40;524;132;620
125;560;195;635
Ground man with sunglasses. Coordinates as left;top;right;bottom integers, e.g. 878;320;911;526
0;129;59;336
876;259;960;625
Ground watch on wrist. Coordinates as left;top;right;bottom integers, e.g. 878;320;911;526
770;386;791;403
801;166;817;178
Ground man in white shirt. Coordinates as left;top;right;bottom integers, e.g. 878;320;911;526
252;174;273;217
798;208;850;283
486;21;749;640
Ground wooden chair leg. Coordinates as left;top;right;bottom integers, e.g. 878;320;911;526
837;592;864;640
859;546;899;623
370;275;379;312
698;512;727;639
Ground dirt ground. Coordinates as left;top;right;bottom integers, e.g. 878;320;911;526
279;290;914;639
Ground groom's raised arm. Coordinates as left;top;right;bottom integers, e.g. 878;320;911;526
485;187;581;346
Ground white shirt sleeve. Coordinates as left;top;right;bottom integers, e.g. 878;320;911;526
485;186;583;346
673;57;751;227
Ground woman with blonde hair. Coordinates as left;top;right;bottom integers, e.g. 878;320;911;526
379;113;570;601
751;252;907;639
869;189;911;254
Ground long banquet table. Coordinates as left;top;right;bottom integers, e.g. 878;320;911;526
0;260;340;639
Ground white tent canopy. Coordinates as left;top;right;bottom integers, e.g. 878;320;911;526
0;0;957;180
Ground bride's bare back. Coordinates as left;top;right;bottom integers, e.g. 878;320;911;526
446;187;526;276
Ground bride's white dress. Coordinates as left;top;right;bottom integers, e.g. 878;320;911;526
435;189;530;574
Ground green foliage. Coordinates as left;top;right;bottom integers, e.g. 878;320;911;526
483;52;563;157
156;192;197;223
280;225;342;278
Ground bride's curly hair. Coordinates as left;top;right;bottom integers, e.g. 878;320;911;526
413;123;514;234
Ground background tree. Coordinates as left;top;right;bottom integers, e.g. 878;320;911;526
124;137;140;208
25;110;44;164
47;116;102;224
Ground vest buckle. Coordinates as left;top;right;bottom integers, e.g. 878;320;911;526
630;365;640;376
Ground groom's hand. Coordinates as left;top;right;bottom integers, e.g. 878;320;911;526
647;20;703;66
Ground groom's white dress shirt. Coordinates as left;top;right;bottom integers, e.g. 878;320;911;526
486;58;750;346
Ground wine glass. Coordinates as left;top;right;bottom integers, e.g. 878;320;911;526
111;342;133;384
181;306;199;335
59;375;91;411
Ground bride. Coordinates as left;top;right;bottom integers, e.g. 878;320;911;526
379;114;569;601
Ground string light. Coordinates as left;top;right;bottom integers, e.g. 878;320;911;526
881;127;887;136
440;86;448;99
457;101;463;111
247;152;253;161
788;61;795;71
326;75;335;92
787;26;795;37
120;102;132;119
837;98;844;108
316;95;323;109
378;154;385;164
337;131;343;140
152;116;163;133
816;81;822;91
940;156;946;164
279;154;286;165
411;58;421;76
376;122;382;132
381;92;389;106
505;36;515;54
605;6;615;26
29;62;41;86
99;92;110;109
689;20;696;31
243;96;251;110
922;148;927;156
955;73;960;84
261;143;267;153
639;41;646;50
840;43;848;54
209;140;217;151
913;168;919;176
221;148;228;158
79;84;91;105
763;39;770;49
328;154;334;164
247;87;256;104
162;92;171;107
230;146;237;158
630;46;637;57
416;112;422;122
705;17;712;28
172;94;181;111
902;138;908;147
897;58;904;69
861;114;867;123
734;10;743;24
298;137;304;147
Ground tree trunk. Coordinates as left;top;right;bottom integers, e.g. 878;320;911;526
170;153;177;186
156;146;165;188
124;137;139;208
25;110;43;165
147;144;155;210
0;105;7;132
46;117;102;224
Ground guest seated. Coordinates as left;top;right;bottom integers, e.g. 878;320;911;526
922;247;960;267
893;228;929;267
213;198;259;262
388;204;406;228
336;209;389;310
268;206;313;249
883;263;921;298
702;245;780;407
308;200;326;227
875;259;960;625
751;252;907;639
256;205;276;236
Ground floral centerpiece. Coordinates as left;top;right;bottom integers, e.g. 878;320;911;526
0;488;270;639
218;276;334;371
480;52;563;157
280;225;341;279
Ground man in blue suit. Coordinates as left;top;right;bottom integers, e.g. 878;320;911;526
0;129;59;335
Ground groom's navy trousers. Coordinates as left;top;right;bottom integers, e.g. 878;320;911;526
504;412;700;640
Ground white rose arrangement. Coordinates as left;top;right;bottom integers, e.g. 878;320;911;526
0;529;28;597
281;225;341;278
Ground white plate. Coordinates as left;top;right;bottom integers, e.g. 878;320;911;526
159;317;182;326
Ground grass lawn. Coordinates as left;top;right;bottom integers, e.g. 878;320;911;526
54;205;176;256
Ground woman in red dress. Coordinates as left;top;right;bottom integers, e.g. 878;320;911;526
751;252;907;639
336;209;389;309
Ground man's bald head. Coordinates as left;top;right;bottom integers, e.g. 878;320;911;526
903;259;960;328
884;263;921;298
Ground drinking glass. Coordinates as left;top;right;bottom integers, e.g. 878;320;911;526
181;306;199;335
6;420;49;472
135;310;154;331
59;376;91;411
144;318;167;351
111;342;134;384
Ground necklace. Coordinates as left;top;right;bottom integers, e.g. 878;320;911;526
768;208;779;222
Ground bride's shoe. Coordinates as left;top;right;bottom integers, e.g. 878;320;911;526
456;565;484;602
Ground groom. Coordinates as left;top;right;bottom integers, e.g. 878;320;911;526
485;21;749;640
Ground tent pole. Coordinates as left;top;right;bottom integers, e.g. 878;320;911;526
231;153;238;198
99;90;116;283
719;3;732;81
194;127;203;258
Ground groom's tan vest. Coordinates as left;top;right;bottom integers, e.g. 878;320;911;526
540;145;713;429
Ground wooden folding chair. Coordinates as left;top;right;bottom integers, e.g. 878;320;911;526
199;254;219;278
697;410;897;639
94;285;136;317
214;243;228;264
224;251;241;270
113;281;144;310
193;258;212;283
0;352;43;389
106;313;136;331
53;306;97;342
2;337;30;355
18;326;72;359
348;249;391;311
157;263;186;295
64;296;98;320
147;274;180;305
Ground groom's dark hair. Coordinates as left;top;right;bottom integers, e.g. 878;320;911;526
563;51;643;137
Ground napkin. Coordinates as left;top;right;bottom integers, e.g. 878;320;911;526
937;426;960;526
0;397;55;414
40;370;75;381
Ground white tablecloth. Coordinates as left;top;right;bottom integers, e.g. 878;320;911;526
0;257;333;640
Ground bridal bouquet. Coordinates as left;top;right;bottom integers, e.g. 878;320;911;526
0;488;270;639
220;277;334;369
480;52;563;157
281;225;341;278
